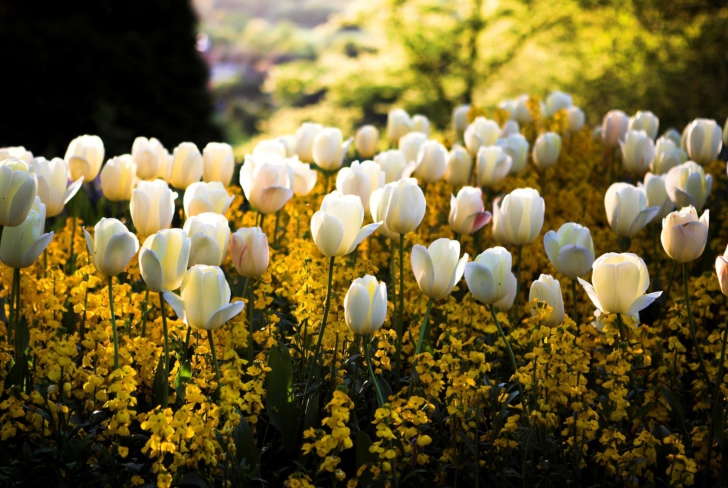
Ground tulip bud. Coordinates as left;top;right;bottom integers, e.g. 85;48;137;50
512;95;534;125
276;135;297;158
132;137;168;180
0;147;33;164
157;151;173;183
604;182;658;238
543;222;595;279
476;146;512;187
0;198;53;269
295;122;323;163
644;172;675;218
290;160;318;196
230;227;269;278
374;150;409;184
184;212;230;267
414;140;447;183
336;160;385;214
592;126;603;142
239;153;294;215
491;196;507;245
0;159;38;227
532;132;562;169
139;229;191;292
31;157;83;218
529;274;565;326
411;238;468;299
651;136;687;174
253;140;287;158
660;128;681;147
493;272;518;311
203;142;235;185
464;117;500;156
545;91;573;118
464;246;512;305
163;265;244;331
130;180;177;237
579;253;661;316
443;146;472;187
387;108;413;145
65;134;105;182
601;110;629;148
499;188;545;246
685;118;723;164
501;120;520;138
661;206;709;263
664;161;713;212
312;191;380;256
344;275;387;335
453;105;470;136
313;128;351;171
716;245;728;296
399;131;427;164
84;218;140;277
495;135;529;174
370;178;426;237
449;186;491;236
627;111;659;140
355;125;379;159
100;155;137;202
567;107;585;133
412;114;430;137
620;130;655;174
183;181;234;218
170;142;203;190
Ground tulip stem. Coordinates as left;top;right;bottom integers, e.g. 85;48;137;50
140;287;150;338
511;245;523;325
705;312;728;486
364;336;385;407
108;276;119;370
572;279;579;326
43;249;47;279
159;292;169;408
247;278;255;361
616;313;627;346
184;326;192;359
395;233;405;384
490;304;530;424
303;256;336;400
273;211;280;247
683;263;711;390
414;297;434;357
259;213;267;239
68;214;77;275
7;268;18;345
207;330;221;385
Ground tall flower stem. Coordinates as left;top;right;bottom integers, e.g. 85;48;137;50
68;215;77;274
704;312;728;487
395;233;405;383
389;238;397;322
571;279;579;326
183;326;192;360
7;268;18;344
159;292;169;408
246;278;255;360
108;276;119;370
140;286;150;338
207;330;221;384
414;298;434;357
683;263;710;386
490;304;530;424
273;211;280;247
303;256;336;399
616;313;627;346
259;213;267;240
511;245;523;325
364;336;385;407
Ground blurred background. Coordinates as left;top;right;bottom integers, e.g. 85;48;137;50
1;0;727;157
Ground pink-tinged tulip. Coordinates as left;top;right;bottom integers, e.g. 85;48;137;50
239;153;294;215
230;227;269;278
661;206;709;263
448;186;491;236
311;191;380;257
601;110;629;148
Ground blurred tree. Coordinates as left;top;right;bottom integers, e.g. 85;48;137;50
0;0;221;159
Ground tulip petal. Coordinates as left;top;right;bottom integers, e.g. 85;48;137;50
625;291;662;316
84;228;94;258
411;244;435;297
63;177;85;205
256;186;293;215
557;245;593;279
345;283;372;334
312;212;344;257
205;301;245;331
578;277;603;312
140;248;164;293
628;206;659;236
471;211;492;233
163;291;187;324
346;222;381;255
543;231;560;271
22;232;54;269
465;262;498;305
103;232;140;276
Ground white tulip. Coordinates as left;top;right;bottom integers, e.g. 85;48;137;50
31;157;83;217
685;118;722;164
183;181;234;217
529;274;565;326
132;137;169;180
464;117;500;156
311;191;381;257
664;161;713;212
443;146;472;187
387;108;413;144
476;146;512;187
414;140;447;183
532;132;562;169
355;125;379;159
139;229;191;292
499;188;545;246
203;142;235;185
411;238;468;300
452;105;470;136
290;160;318;196
239;153;294;215
501;120;520;138
65;134;104;182
620;130;655;174
374;150;409;184
183;212;230;267
644;172;675;218
601;110;629;148
253;140;287;158
567;107;585;133
336;160;385;213
604;182;659;238
0;147;33;164
295;122;323;163
496;135;529;174
170;142;203;190
84;218;140;277
370;178;426;237
627;111;659;140
545;91;573;118
100;155;137;202
464;246;512;305
0;159;38;227
313;128;352;171
130;180;178;237
344;275;387;335
412;115;430;137
0;198;53;269
543;222;595;279
399;131;427;164
651;136;687;174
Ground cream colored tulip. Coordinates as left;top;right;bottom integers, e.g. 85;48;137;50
412;114;430;137
579;253;661;316
512;95;535;125
465;246;512;305
239;153;294;215
443;146;472;187
496;135;529;174
411;238;468;300
139;229;191;292
230;227;269;278
453;105;470;136
356;125;379;159
32;157;83;218
0;198;53;269
532;132;562;169
664;161;713;212
499;188;545;246
84;218;140;277
529;274;565;326
464;117;500;156
369;178;425;237
491;196;507;245
344;275;388;335
628;111;659;140
661;206;709;263
620;130;654;174
644;172;675;218
387;108;412;145
130;180;177;237
604;182;659;237
100;155;137;202
543;222;595;279
169;142;203;190
651;136;687;174
290;160;318;196
601;110;629;148
183;212;230;267
715;245;728;296
449;186;491;236
65;134;104;182
414;140;447;183
493;272;518;310
312;191;381;257
253;140;287;158
313;128;351;171
545;91;572;118
0;146;33;164
399;131;427;164
336;160;385;213
374;150;409;183
476;146;512;187
567;107;585;133
183;181;234;217
163;265;244;331
203;142;235;185
685;118;723;164
501;120;520;138
132;137;168;180
295;122;323;163
0;159;37;227
276;135;297;158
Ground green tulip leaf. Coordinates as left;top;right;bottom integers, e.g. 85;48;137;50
266;342;297;456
